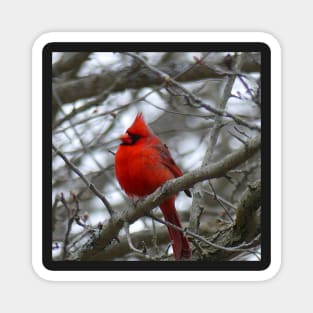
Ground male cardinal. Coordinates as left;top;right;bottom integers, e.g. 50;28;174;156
115;113;192;260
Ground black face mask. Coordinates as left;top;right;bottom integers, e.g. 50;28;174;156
120;132;141;146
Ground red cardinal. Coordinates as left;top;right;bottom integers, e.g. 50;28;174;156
115;113;192;260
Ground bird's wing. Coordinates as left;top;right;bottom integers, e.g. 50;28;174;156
152;143;191;197
153;143;184;178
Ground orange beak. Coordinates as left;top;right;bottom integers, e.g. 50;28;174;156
120;133;132;145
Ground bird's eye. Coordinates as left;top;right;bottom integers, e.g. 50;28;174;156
127;132;141;144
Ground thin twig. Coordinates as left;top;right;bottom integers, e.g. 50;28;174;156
234;126;251;139
143;98;215;120
237;74;255;99
52;144;114;216
148;214;259;256
59;193;77;259
124;221;156;260
208;180;234;222
124;52;260;132
151;216;159;253
53;88;104;170
228;129;248;146
53;62;140;128
66;228;96;252
203;190;236;211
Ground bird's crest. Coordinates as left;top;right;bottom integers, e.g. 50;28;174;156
127;113;151;137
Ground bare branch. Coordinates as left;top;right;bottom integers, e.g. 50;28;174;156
52;54;260;105
52;52;90;77
190;53;244;233
124;52;260;132
59;192;79;259
85;228;171;261
124;222;157;260
148;214;259;257
208;180;234;222
52;144;114;216
234;180;261;241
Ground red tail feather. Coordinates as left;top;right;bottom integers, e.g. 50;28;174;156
160;198;192;260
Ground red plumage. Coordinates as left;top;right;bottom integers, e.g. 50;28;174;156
115;113;192;260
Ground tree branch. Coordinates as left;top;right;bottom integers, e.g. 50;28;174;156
52;55;260;105
52;144;114;216
148;213;259;258
124;52;260;132
77;134;260;260
80;228;170;261
234;180;261;241
189;53;244;233
197;180;261;261
52;52;91;77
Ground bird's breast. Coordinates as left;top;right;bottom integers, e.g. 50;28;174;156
115;144;174;197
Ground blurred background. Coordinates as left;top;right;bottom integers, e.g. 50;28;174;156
51;51;261;261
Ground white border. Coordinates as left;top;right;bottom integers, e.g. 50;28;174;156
32;32;281;281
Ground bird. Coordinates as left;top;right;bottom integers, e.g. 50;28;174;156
115;113;192;260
